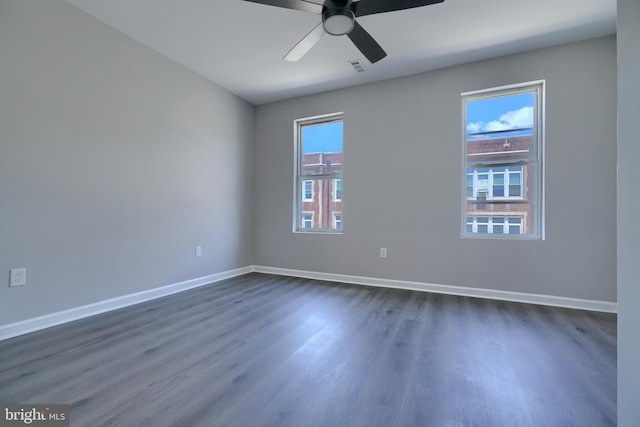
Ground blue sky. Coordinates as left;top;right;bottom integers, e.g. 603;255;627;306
302;121;343;154
466;93;534;138
300;95;532;148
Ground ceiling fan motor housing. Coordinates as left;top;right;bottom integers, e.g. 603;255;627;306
322;0;355;36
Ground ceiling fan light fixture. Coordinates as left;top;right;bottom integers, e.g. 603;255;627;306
322;9;355;36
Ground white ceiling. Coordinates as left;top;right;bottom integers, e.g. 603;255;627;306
65;0;616;105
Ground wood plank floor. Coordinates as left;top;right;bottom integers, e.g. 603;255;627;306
0;273;616;426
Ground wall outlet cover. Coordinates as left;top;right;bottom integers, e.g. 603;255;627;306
10;268;26;287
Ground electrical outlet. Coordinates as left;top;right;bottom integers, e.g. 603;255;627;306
195;245;202;257
10;268;26;287
379;247;387;258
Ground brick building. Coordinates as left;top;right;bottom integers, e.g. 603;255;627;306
300;152;343;230
465;135;534;235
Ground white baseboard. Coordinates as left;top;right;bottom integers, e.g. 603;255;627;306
252;266;618;314
1;264;616;342
0;266;252;341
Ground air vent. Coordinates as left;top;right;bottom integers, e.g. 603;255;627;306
348;59;367;73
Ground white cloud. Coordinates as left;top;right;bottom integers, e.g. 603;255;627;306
468;106;533;134
466;121;484;133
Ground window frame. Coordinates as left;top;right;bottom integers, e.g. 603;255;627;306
466;166;524;200
461;81;545;240
302;180;314;202
333;178;342;202
333;212;342;230
301;212;314;229
293;112;344;233
465;215;526;235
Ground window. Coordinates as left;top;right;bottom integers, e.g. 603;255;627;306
302;180;314;201
466;216;524;235
301;213;314;229
462;81;544;239
334;179;342;201
295;113;343;232
466;167;523;199
333;213;342;230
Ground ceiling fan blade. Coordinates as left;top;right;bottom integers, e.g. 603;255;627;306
284;22;325;61
352;0;444;17
242;0;322;14
347;21;386;63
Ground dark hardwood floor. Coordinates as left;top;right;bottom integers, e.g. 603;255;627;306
0;273;616;426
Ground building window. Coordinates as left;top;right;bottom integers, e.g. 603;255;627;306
466;216;524;235
466;166;523;199
334;179;342;201
295;113;343;233
301;213;314;229
462;81;544;239
302;180;314;201
333;213;342;230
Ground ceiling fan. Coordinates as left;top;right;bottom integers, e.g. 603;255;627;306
242;0;444;64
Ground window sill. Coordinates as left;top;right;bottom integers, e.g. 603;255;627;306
294;230;343;235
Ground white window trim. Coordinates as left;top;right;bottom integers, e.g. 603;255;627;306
333;178;342;202
301;212;314;229
466;166;524;200
333;212;342;230
302;180;314;201
465;214;527;235
293;112;344;233
461;80;545;240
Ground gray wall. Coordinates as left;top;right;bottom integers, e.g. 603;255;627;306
617;0;639;424
0;0;628;418
254;36;617;303
0;0;255;325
